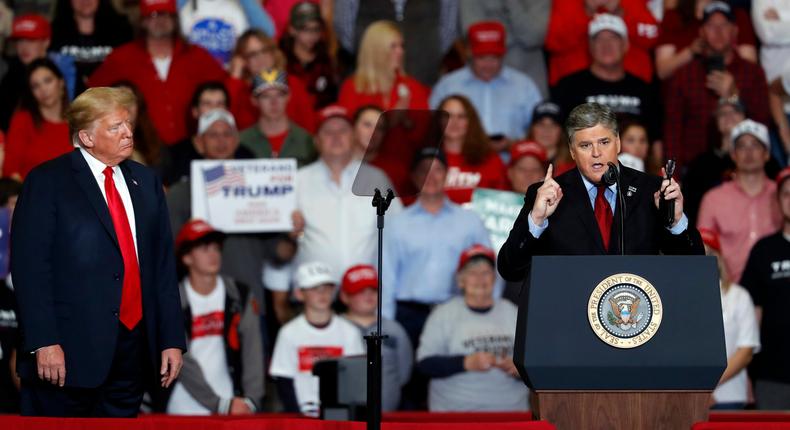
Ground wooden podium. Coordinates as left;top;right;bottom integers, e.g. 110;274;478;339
516;256;726;430
533;391;711;430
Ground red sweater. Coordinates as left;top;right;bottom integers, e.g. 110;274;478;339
545;0;659;86
444;152;508;204
89;39;227;145
226;74;317;133
338;73;429;116
3;110;72;179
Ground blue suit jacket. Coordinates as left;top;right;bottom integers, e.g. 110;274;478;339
11;149;186;388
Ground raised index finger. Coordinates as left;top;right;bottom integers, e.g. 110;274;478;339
544;163;554;182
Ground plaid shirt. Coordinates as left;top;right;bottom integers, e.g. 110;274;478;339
663;54;769;168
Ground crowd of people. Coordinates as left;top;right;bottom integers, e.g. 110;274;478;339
0;0;788;416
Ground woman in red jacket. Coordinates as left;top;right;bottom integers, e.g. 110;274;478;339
437;95;507;204
3;58;72;180
338;20;429;115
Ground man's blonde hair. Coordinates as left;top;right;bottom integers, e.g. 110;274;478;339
65;87;136;146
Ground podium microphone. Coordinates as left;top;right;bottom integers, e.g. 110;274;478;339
603;162;625;256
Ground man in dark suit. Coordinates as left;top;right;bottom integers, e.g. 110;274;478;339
11;87;186;416
498;102;704;282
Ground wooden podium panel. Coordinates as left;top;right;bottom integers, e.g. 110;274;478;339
534;391;711;430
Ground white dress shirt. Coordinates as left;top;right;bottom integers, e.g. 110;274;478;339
79;147;139;257
295;159;402;282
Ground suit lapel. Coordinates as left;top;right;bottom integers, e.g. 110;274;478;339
565;169;606;253
618;166;643;223
71;150;119;248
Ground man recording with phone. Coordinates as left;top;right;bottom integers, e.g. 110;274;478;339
664;1;770;171
498;103;704;283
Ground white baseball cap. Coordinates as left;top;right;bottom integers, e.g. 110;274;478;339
730;119;769;150
295;261;335;289
589;13;628;40
197;108;236;136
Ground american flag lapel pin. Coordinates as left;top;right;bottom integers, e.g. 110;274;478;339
627;185;637;197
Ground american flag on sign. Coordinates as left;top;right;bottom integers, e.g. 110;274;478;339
203;165;245;195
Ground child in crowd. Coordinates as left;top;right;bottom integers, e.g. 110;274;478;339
340;264;412;411
269;261;364;416
167;220;265;415
239;68;316;166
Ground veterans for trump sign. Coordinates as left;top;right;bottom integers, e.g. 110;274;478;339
191;159;297;233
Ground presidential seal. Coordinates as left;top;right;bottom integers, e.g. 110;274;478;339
588;273;663;349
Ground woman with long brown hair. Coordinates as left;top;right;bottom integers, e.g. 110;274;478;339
438;94;507;204
3;58;72;180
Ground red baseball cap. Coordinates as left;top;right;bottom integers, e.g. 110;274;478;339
317;104;351;131
776;167;790;189
341;264;378;295
457;244;496;272
140;0;177;17
698;228;721;253
176;219;225;251
509;140;547;167
467;21;506;57
11;14;51;40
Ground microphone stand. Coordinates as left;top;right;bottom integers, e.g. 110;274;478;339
366;188;393;430
605;162;626;256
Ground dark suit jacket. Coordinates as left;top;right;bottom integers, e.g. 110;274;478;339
498;166;704;282
11;149;186;388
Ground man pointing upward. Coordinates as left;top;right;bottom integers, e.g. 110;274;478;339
498;102;703;283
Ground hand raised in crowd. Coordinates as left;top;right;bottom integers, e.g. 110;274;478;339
36;344;66;386
706;71;736;98
531;164;563;226
291;210;305;238
160;348;183;388
229;55;246;80
230;397;254;415
653;167;684;227
464;351;497;372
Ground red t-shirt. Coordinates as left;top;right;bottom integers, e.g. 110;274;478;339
444;152;508;204
3;110;72;179
545;0;659;85
338;73;430;116
227;74;317;133
657;9;756;50
267;129;288;157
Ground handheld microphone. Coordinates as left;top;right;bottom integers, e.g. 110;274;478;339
660;159;676;228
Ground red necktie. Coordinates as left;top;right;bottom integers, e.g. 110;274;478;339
594;185;613;251
103;166;142;330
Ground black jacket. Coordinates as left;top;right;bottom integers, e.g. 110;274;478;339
498;166;704;282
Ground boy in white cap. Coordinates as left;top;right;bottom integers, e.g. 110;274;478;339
269;261;364;416
698;119;782;282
